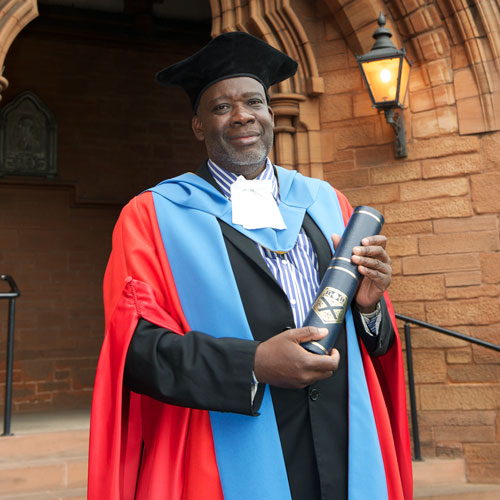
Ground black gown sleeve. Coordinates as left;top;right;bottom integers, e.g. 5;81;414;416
352;296;395;357
124;302;393;419
124;318;262;415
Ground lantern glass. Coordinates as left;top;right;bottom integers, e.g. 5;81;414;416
360;56;401;105
398;56;411;106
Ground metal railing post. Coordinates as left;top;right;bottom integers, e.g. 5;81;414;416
396;311;500;462
404;321;422;461
1;274;20;437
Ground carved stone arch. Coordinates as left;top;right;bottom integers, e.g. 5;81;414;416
209;0;325;178
320;0;403;57
437;0;500;133
0;0;39;102
381;0;500;134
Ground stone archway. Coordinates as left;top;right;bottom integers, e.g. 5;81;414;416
0;0;39;102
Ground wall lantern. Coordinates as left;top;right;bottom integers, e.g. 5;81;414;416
356;13;412;158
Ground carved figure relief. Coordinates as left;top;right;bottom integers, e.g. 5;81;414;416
0;91;57;178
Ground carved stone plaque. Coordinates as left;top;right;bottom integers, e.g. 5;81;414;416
0;91;57;178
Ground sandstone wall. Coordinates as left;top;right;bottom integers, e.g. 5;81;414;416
297;0;500;483
0;14;209;412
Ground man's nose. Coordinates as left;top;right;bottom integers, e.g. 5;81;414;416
231;105;255;124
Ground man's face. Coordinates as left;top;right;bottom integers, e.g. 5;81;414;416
192;76;275;179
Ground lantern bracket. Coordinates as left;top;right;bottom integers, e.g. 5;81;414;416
384;107;407;158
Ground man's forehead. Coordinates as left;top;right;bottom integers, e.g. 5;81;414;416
200;76;267;104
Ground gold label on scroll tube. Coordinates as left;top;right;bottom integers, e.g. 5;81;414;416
312;287;348;324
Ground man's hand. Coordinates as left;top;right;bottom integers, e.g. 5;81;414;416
331;233;392;314
254;327;340;389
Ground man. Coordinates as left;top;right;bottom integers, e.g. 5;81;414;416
88;32;412;500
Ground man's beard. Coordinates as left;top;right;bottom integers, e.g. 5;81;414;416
206;131;273;178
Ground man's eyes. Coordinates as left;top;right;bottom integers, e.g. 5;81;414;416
212;99;264;113
213;103;230;112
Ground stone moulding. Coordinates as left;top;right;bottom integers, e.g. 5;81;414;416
0;0;39;101
449;0;500;133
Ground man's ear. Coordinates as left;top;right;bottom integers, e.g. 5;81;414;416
192;115;205;141
268;106;275;127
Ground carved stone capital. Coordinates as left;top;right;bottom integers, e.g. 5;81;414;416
271;93;306;133
271;93;306;116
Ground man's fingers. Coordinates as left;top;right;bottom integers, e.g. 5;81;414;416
323;348;340;372
330;233;341;250
289;326;328;344
329;348;340;362
254;328;341;388
352;241;392;270
308;349;340;381
333;234;390;266
353;256;392;274
361;235;387;248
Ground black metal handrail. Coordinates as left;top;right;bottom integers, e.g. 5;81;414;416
395;312;500;461
1;274;20;437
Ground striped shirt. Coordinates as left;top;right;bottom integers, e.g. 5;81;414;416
208;159;320;327
207;159;380;336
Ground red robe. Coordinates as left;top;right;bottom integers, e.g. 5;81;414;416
88;179;412;499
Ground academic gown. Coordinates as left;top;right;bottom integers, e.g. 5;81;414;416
88;163;413;500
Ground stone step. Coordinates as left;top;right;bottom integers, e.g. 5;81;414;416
0;488;86;500
413;458;466;486
1;413;498;500
0;429;89;463
0;455;87;496
0;414;89;498
414;482;500;500
413;458;500;500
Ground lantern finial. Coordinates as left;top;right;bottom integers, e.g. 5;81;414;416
371;12;397;52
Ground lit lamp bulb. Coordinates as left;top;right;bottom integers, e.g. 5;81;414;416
380;68;391;82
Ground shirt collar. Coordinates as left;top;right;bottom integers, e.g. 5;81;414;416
207;158;279;202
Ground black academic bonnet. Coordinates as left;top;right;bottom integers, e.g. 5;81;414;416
155;31;298;112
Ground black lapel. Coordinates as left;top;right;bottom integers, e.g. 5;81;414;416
196;160;218;190
219;220;277;281
195;160;276;281
302;213;332;279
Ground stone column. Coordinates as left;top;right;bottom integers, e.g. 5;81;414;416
270;93;305;170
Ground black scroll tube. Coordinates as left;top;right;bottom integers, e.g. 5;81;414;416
301;206;384;355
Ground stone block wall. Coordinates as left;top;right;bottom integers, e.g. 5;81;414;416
0;14;209;413
298;0;500;483
0;0;498;485
0;186;120;411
